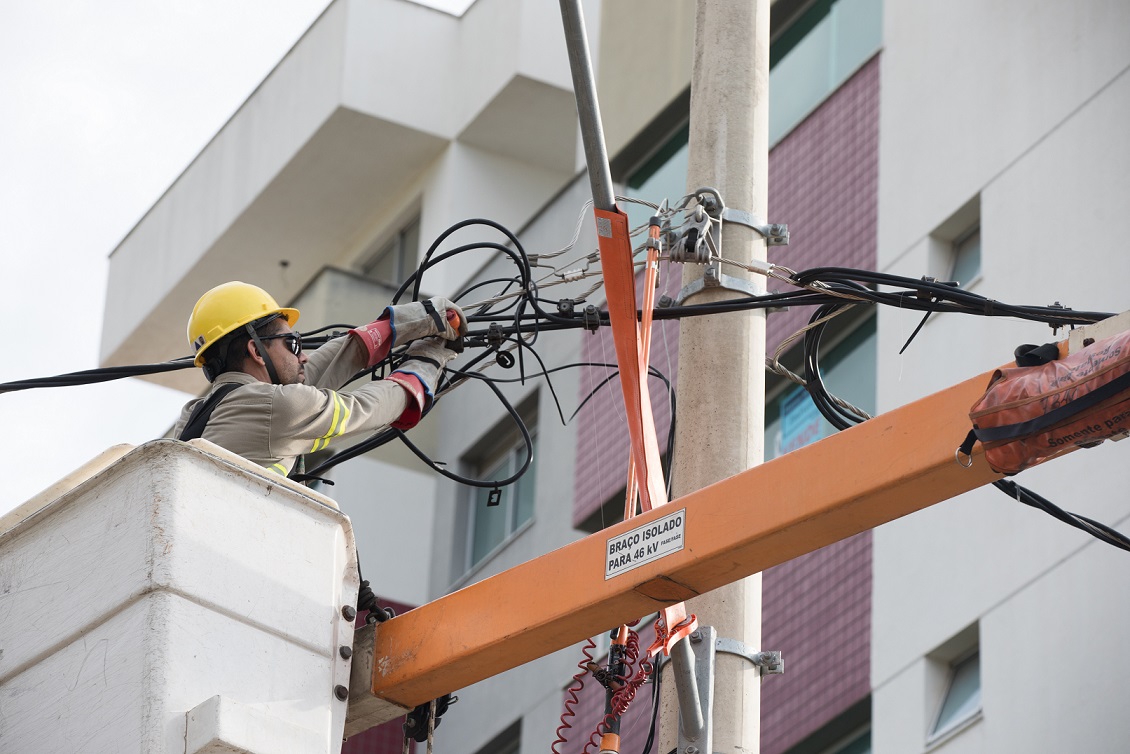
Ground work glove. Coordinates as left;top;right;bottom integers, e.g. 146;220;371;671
384;297;466;345
386;337;459;429
394;336;457;394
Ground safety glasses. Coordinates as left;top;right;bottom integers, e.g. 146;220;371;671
260;332;303;356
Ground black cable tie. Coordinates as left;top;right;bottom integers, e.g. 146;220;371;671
899;309;932;355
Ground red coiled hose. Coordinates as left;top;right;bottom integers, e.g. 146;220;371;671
552;637;597;754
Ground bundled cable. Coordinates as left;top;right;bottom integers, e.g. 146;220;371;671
2;210;1127;558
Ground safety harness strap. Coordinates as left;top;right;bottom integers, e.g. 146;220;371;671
178;383;243;441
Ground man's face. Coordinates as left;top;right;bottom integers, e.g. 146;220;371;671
262;322;307;385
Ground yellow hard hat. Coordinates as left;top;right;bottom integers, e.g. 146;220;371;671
188;281;300;367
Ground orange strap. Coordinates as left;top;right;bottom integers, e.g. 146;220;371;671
596;209;694;652
595;207;668;513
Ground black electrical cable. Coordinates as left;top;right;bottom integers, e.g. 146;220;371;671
796;302;1130;554
299;367;534;488
638;653;662;754
394;218;532;306
389;370;534;489
993;479;1130;553
0;358;196;393
566;362;678;501
510;336;567;426
799;302;870;431
792;267;1112;326
454;277;526;314
7;250;1116;395
5;216;1126;558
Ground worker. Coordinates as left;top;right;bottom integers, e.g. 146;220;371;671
174;280;465;476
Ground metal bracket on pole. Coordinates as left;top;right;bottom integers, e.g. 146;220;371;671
675;625;715;754
664;188;789;306
667;263;761;307
714;637;784;676
720;208;790;247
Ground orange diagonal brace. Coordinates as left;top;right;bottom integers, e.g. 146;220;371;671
595;206;668;513
372;365;1028;710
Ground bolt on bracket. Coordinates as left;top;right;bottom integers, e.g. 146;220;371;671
720;208;790;247
714;636;784;676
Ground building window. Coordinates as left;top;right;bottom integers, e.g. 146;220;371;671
823;727;871;754
769;0;883;143
360;216;421;288
949;226;982;288
929;649;982;744
621;0;882;212
463;397;539;572
925;624;982;747
780;699;870;754
469;433;538;567
929;195;981;288
473;719;521;754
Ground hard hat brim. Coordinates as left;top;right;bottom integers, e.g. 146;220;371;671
192;306;301;367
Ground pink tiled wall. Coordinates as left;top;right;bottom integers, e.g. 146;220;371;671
761;532;873;753
765;54;880;354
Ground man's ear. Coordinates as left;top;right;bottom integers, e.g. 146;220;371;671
246;339;265;366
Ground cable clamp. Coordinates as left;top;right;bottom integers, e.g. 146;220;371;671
582;305;602;333
1046;301;1073;334
486;323;505;348
667;188;779;305
668;205;713;265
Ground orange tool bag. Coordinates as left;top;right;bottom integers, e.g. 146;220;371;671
958;330;1130;475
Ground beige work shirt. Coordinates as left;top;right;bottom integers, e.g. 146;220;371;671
173;336;408;476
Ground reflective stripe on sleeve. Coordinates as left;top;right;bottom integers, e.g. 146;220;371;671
310;391;351;452
269;463;288;476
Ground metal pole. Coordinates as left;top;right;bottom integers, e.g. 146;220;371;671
660;1;770;753
558;0;616;211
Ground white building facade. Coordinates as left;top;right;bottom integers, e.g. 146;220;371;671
101;1;1130;752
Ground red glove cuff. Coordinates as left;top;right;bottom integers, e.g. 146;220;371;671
385;372;427;430
348;319;394;368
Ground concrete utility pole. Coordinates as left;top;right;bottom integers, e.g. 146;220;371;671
661;1;770;752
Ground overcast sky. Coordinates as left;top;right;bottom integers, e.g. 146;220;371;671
0;0;355;512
